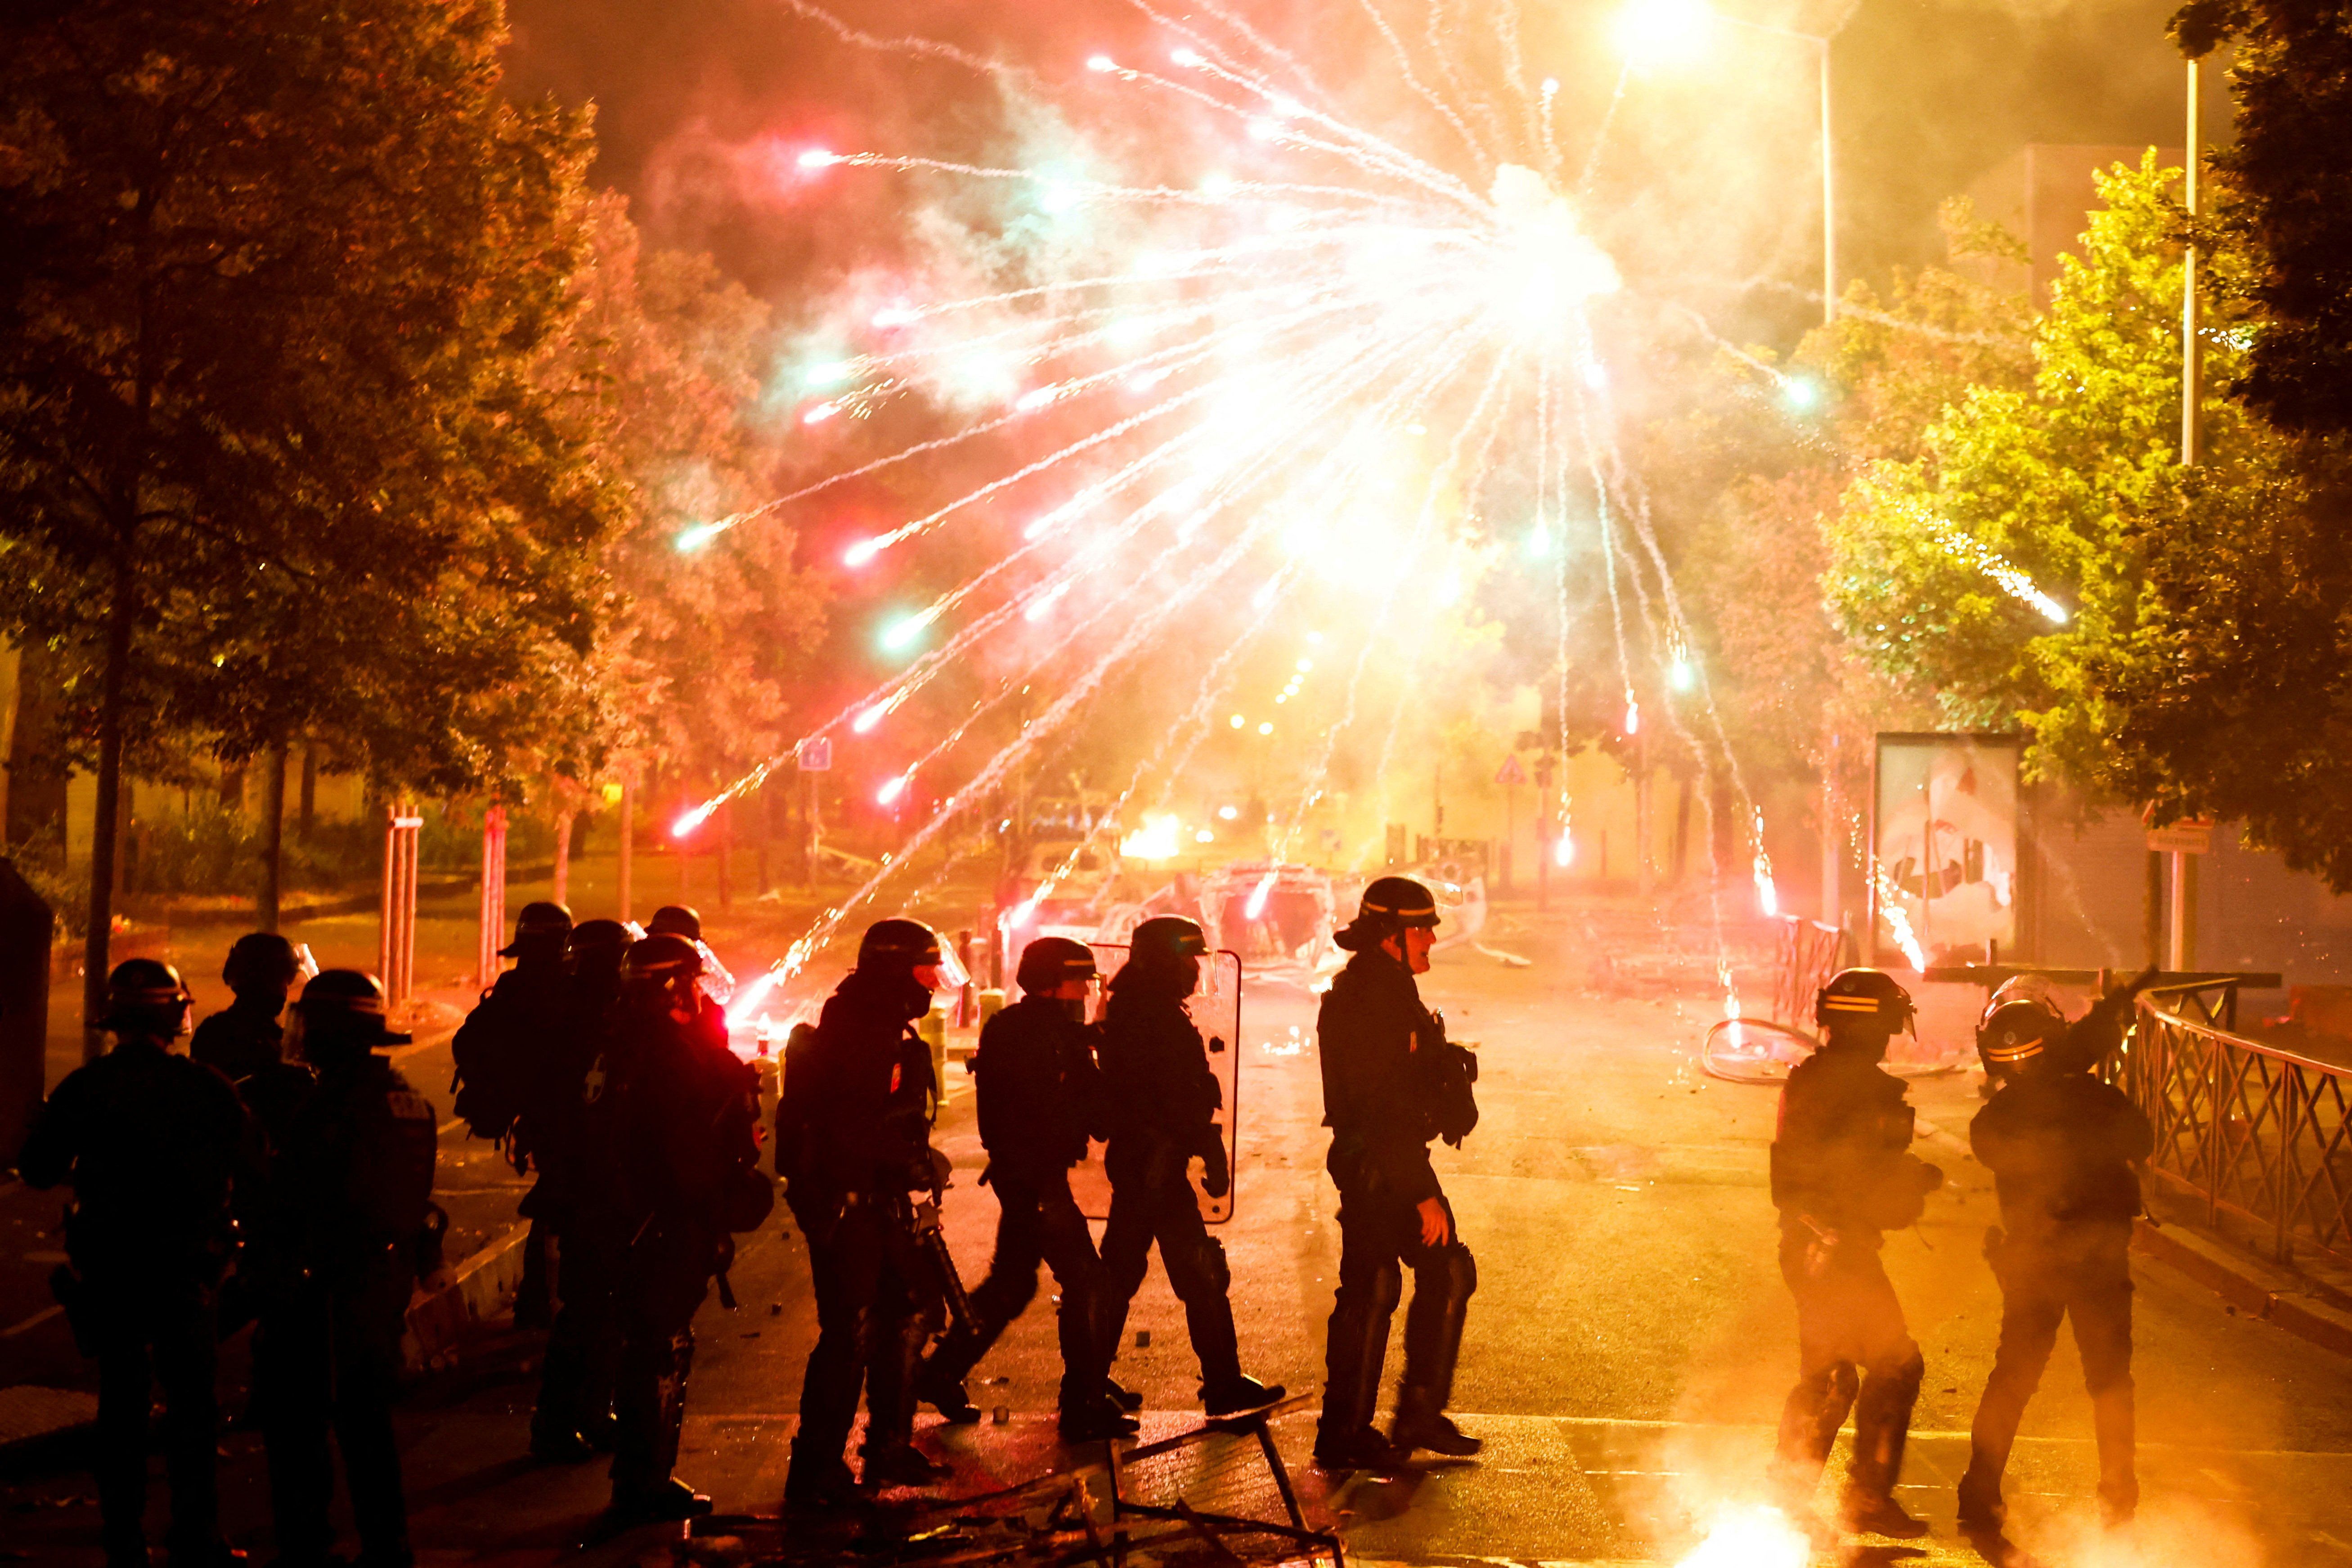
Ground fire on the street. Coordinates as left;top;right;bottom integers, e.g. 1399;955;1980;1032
1672;1503;1812;1568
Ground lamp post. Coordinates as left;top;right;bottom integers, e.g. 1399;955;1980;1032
1617;0;1839;324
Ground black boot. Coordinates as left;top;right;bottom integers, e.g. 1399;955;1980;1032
1202;1374;1286;1417
1841;1354;1924;1536
1390;1406;1481;1458
1312;1423;1400;1470
1102;1376;1144;1412
784;1438;858;1510
1390;1244;1477;1457
1058;1393;1140;1442
607;1477;712;1525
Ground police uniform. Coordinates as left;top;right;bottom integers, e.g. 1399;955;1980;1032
528;918;632;1461
1097;918;1281;1417
918;938;1128;1438
1960;981;2152;1532
192;931;303;1084
451;902;575;1333
1315;878;1479;1469
19;961;248;1568
783;921;950;1503
255;971;439;1568
1769;969;1942;1538
581;934;763;1523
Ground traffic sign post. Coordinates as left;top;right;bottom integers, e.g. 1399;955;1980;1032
1496;755;1525;895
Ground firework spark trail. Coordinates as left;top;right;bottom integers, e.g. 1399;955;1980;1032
700;238;1450;545
816;152;1461;218
1578;63;1633;196
1130;0;1340;111
1127;56;1490;215
824;235;1499;567
1492;0;1546;172
1024;557;1320;928
776;478;1368;981
778;0;1036;88
683;308;1472;834
1539;75;1565;181
1275;341;1523;860
731;4;1795;1012
877;319;1469;799
1427;0;1516;161
1355;0;1495;171
726;294;1481;940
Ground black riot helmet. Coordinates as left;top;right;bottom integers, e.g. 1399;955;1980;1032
568;917;632;974
103;958;193;1040
1113;916;1208;1001
1976;976;2067;1084
499;899;573;959
858;918;944;975
647;904;703;942
1815;968;1916;1053
1333;875;1441;952
222;932;300;996
623;932;703;986
1016;935;1098;997
293;970;411;1057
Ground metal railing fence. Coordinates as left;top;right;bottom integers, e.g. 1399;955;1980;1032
2116;980;2352;1267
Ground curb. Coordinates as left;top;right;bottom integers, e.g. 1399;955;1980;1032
2130;1215;2352;1358
403;1222;532;1376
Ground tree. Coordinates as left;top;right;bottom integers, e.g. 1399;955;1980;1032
538;196;828;882
1820;156;2258;793
2172;0;2352;436
0;0;616;1037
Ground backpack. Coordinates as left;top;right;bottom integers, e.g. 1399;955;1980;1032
450;980;531;1141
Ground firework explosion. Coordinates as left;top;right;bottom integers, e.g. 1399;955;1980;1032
682;0;1837;983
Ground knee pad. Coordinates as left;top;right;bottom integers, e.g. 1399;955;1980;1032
1875;1346;1925;1401
1195;1236;1232;1296
1372;1260;1404;1316
1818;1361;1860;1406
1443;1242;1477;1304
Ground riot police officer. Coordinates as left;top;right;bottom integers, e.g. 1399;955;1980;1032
1314;877;1480;1469
452;901;572;1332
1768;968;1944;1540
917;936;1133;1441
529;917;634;1460
20;960;249;1568
255;970;442;1568
782;919;952;1504
649;903;736;1005
192;932;300;1082
1958;971;2155;1538
579;934;765;1526
1098;917;1283;1418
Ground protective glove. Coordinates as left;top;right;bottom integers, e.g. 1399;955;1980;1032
2105;964;2162;1009
1198;1134;1231;1200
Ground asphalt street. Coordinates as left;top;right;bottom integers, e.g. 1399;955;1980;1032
9;909;2352;1566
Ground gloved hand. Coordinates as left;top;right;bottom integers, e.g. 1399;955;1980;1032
909;1146;952;1193
2106;964;2162;1008
1198;1135;1231;1200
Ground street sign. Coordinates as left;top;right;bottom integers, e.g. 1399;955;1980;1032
2146;817;2215;854
796;737;833;772
1495;753;1527;787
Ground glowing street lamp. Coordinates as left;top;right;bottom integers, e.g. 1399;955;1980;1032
1617;0;1840;326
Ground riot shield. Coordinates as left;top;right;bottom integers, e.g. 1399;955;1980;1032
1068;945;1241;1225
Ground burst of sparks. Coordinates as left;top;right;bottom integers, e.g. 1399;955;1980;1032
674;3;1819;980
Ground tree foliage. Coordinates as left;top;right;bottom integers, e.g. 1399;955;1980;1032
2172;0;2352;436
0;0;617;784
1821;157;2261;789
